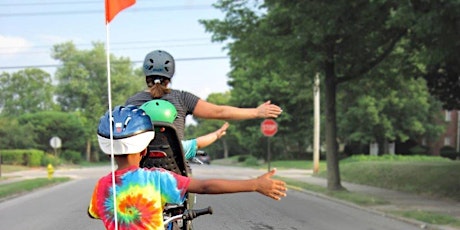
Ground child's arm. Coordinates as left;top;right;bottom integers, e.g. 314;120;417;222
196;122;229;149
187;169;287;200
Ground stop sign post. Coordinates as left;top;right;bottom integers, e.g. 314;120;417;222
261;119;278;171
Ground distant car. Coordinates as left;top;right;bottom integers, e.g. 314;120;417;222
194;150;211;165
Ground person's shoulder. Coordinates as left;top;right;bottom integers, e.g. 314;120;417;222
125;91;151;106
170;89;200;100
170;89;191;95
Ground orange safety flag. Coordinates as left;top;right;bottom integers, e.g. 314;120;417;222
105;0;136;23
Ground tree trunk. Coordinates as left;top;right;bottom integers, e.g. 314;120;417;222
86;139;91;162
324;61;345;191
376;133;387;155
222;139;229;158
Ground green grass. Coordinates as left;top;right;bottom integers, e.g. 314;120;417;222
390;210;460;227
1;165;31;173
337;158;460;201
214;155;460;227
0;177;71;199
278;176;389;206
228;155;460;201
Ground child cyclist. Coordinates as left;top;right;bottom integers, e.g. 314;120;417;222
88;105;287;230
139;99;229;160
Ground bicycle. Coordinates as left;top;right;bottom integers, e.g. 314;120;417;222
140;121;212;230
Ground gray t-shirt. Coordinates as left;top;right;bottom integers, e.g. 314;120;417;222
125;89;200;139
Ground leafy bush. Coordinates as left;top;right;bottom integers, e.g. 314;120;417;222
61;150;82;164
341;154;450;163
26;149;44;166
0;149;44;166
409;145;429;155
41;154;61;166
243;155;260;166
237;155;250;163
440;146;458;160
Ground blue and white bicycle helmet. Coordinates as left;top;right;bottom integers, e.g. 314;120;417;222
97;105;155;155
143;50;175;79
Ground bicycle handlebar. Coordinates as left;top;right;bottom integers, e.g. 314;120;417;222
164;206;213;226
185;206;213;220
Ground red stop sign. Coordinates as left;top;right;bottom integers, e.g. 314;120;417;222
261;119;278;137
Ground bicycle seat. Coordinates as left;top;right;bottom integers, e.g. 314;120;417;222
140;121;189;177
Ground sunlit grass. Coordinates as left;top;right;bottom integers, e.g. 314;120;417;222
390;210;460;227
0;177;70;199
278;176;389;206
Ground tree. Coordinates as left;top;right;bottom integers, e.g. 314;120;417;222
0;117;37;149
408;0;460;110
185;92;239;159
337;40;445;155
337;76;444;155
201;0;457;190
18;111;87;154
0;68;55;117
201;1;316;161
51;41;144;161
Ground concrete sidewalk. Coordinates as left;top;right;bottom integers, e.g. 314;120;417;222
277;169;460;230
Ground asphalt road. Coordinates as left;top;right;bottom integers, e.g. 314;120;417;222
0;165;423;230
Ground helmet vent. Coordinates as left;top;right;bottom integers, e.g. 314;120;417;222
125;116;132;127
148;59;154;70
164;60;170;72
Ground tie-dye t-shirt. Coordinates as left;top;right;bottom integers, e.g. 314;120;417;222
88;166;190;230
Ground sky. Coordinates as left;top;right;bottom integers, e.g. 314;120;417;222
0;0;231;100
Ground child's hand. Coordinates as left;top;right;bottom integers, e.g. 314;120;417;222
255;168;287;200
215;122;229;139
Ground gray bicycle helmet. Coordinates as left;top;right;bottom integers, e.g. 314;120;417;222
143;50;175;79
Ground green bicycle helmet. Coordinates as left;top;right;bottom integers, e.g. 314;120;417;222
140;100;177;123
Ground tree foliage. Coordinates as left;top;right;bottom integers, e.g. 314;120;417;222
17;111;87;154
0;68;55;117
51;41;144;160
408;0;460;109
185;92;239;159
201;0;458;190
0;117;37;149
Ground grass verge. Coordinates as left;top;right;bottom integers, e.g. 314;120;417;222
390;210;460;227
278;176;460;228
0;177;71;200
278;176;389;206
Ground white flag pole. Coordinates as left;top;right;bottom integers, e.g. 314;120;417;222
105;22;118;230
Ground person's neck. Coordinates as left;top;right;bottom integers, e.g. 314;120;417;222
115;154;140;170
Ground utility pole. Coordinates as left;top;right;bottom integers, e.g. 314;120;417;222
313;73;320;174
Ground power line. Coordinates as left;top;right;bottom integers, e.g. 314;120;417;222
0;5;213;17
0;42;222;56
0;56;229;70
0;0;100;6
0;37;211;51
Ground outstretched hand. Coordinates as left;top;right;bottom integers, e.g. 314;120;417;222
215;122;229;139
255;168;287;200
257;100;282;118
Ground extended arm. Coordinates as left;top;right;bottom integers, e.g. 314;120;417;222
196;122;229;149
187;169;287;200
192;100;282;120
